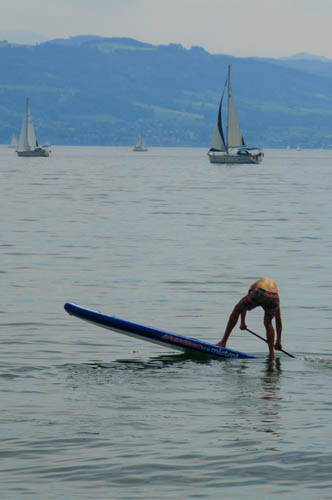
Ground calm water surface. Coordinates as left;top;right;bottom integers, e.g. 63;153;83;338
1;146;332;498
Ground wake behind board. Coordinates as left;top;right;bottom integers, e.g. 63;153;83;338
64;302;260;360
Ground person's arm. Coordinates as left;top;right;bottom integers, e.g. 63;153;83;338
274;307;282;349
239;309;247;330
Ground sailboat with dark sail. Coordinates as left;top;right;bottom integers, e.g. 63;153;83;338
16;98;50;157
208;65;263;164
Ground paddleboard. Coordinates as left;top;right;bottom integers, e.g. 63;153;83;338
64;302;260;360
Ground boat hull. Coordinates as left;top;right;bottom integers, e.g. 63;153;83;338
17;149;50;157
208;152;263;164
64;302;260;360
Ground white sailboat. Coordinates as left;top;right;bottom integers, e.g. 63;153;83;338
133;131;148;152
8;133;18;149
208;65;263;164
16;98;50;157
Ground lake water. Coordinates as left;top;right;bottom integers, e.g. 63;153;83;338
1;146;332;499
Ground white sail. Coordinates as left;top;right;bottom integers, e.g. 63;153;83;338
17;98;37;152
226;66;245;148
17;114;28;151
133;131;147;151
135;132;145;148
9;133;18;148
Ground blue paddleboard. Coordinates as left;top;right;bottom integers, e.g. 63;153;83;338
64;302;260;360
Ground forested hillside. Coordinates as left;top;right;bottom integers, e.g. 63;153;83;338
1;36;332;147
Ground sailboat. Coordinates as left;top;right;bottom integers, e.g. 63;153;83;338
208;65;263;164
133;131;148;152
8;133;18;149
16;98;50;157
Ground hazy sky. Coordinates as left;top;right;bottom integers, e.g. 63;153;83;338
1;0;332;58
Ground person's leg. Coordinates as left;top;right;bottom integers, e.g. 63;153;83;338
217;304;242;347
264;314;275;358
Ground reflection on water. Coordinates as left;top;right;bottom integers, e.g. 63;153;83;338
263;357;282;386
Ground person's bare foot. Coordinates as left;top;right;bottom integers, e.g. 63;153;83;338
217;341;226;348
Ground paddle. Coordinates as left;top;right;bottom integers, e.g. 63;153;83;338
245;327;295;358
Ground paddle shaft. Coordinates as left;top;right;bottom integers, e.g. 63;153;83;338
245;328;295;358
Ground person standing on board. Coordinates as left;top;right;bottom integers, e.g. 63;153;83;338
217;277;282;359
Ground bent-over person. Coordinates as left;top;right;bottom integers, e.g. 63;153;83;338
217;277;282;359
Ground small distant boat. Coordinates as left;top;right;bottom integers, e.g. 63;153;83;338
8;133;18;149
208;65;263;164
16;98;50;157
133;131;148;152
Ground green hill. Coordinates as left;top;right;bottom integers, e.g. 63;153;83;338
1;37;332;147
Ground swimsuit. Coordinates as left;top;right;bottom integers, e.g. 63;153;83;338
237;287;279;319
